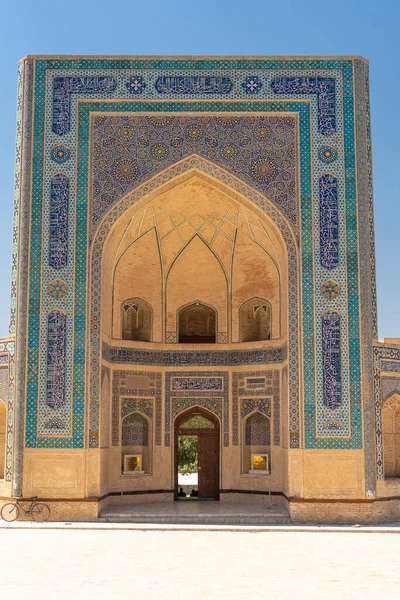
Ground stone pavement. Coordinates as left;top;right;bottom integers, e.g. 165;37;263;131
0;527;400;599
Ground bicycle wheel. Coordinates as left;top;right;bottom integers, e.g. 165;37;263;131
31;502;50;523
1;502;19;522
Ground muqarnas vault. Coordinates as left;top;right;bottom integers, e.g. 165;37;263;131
1;55;399;523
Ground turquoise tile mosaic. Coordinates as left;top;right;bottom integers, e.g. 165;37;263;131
10;57;375;497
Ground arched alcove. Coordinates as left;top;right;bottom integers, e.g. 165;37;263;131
166;235;228;339
383;393;400;478
178;301;216;343
239;298;272;342
111;228;162;341
121;298;153;342
242;411;271;474
100;170;288;346
92;164;297;496
121;412;152;475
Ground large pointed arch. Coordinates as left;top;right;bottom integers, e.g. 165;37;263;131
88;157;300;451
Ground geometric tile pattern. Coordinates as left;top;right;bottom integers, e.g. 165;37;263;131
122;412;148;447
320;279;340;299
245;412;271;446
164;372;229;447
91;115;297;228
353;59;377;495
318;145;338;164
381;378;400;403
111;371;161;448
50;144;71;164
232;371;279;446
47;278;68;300
11;59;34;496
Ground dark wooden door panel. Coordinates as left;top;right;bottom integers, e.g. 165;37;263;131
198;434;219;499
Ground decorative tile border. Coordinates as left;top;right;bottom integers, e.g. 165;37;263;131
0;340;15;482
111;370;161;448
103;342;285;367
12;58;34;496
354;60;378;495
374;346;400;479
232;370;280;446
165;371;229;447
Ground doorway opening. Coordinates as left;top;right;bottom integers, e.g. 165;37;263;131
174;408;220;500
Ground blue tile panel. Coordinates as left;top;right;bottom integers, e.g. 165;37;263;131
155;75;232;94
46;310;66;409
49;174;69;269
15;57;370;467
319;174;339;269
322;310;342;409
53;76;117;135
271;76;336;134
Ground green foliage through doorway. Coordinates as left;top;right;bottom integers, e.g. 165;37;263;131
178;435;198;475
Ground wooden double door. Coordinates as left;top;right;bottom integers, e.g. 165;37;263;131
175;409;220;500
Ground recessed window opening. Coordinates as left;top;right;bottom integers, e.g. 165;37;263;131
239;298;272;342
121;298;152;342
178;302;216;344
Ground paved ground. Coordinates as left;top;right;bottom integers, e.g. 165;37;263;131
0;528;400;599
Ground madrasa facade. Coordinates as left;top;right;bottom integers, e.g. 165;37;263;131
0;55;399;523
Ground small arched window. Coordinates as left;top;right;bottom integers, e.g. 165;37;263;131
122;412;149;447
239;298;271;342
121;298;152;342
178;302;216;343
383;394;400;478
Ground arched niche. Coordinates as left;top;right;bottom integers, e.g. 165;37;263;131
239;298;272;342
242;411;271;474
121;411;152;475
121;298;153;342
91;161;298;453
383;393;400;478
111;228;162;341
232;230;281;341
100;169;288;345
166;235;228;338
178;301;217;343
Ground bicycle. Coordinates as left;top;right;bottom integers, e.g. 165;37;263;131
1;496;50;522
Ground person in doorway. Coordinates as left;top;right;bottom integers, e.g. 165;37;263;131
190;489;198;497
178;487;186;497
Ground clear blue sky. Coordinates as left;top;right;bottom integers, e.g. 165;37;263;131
0;0;399;338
